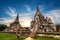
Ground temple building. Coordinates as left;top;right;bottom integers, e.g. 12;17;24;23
7;14;26;32
30;6;56;32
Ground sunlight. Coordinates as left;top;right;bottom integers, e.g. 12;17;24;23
24;20;30;27
20;18;32;27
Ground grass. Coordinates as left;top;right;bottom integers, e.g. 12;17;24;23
0;33;17;40
35;36;60;40
0;33;60;40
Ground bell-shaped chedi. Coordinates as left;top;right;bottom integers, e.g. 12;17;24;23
8;14;23;32
30;6;43;37
30;6;56;37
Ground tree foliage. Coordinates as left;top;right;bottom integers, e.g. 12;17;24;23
0;24;7;31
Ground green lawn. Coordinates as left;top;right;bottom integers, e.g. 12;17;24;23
0;33;60;40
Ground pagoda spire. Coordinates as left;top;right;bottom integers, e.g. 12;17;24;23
36;5;40;12
35;5;44;17
14;13;19;24
15;13;19;20
36;5;40;14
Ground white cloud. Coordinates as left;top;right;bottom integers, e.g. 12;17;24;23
0;7;17;26
39;5;46;11
46;10;60;24
25;5;31;12
0;5;47;27
5;7;17;17
0;6;35;27
0;18;14;26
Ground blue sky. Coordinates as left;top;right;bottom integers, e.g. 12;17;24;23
0;0;60;26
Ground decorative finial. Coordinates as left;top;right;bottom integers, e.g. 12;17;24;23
36;5;39;11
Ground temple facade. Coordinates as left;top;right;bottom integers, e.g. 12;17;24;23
30;6;56;32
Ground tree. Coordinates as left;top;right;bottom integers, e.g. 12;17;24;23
0;24;7;31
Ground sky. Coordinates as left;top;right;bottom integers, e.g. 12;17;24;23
0;0;60;27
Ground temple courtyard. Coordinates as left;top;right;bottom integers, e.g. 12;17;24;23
0;33;60;40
